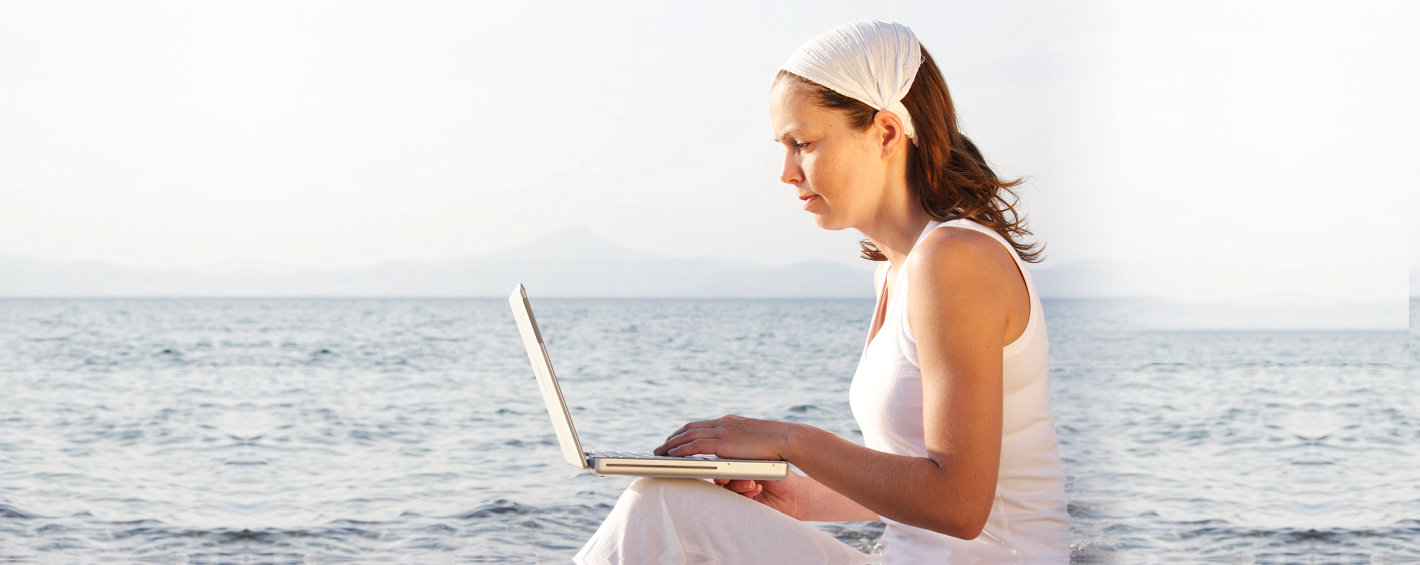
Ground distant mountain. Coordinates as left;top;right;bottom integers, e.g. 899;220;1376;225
0;227;1168;298
1027;260;1133;298
0;226;876;297
1;235;1402;327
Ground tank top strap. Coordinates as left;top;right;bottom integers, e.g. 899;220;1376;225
886;218;1035;339
923;218;1037;299
929;218;1026;268
928;218;1042;356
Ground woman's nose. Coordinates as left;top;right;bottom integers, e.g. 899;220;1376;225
780;154;803;185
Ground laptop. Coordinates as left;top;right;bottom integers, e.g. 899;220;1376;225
509;284;788;480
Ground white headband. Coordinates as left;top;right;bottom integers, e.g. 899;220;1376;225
780;20;924;144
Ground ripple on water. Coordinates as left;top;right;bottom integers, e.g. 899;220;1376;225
0;503;40;519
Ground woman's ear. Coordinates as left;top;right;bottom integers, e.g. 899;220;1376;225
874;109;909;159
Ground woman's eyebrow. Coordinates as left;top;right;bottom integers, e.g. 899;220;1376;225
774;127;803;143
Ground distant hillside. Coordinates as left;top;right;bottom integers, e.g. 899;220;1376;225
1027;260;1132;299
0;227;1151;298
0;226;877;297
1;235;1403;327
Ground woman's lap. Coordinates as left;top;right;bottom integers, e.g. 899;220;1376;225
575;477;880;565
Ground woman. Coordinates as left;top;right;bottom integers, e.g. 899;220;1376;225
577;21;1068;563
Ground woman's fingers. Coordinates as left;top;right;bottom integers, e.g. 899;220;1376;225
654;418;726;455
665;438;720;457
655;433;713;456
715;479;763;498
664;417;721;441
653;414;778;459
664;415;744;442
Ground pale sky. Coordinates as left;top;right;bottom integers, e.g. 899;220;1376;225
1;1;1415;307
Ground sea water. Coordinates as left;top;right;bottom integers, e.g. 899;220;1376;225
0;298;1415;562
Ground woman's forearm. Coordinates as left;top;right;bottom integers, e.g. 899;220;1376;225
655;414;992;534
792;468;879;521
783;423;994;539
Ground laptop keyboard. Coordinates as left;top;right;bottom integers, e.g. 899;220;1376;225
587;450;716;460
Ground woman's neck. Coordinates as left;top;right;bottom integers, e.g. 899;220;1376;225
854;147;928;270
859;195;931;270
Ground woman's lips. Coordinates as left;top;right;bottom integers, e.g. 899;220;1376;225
800;195;819;211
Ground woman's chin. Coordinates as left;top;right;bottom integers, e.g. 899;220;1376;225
811;215;849;231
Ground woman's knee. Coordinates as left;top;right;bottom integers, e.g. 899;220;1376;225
625;478;756;513
628;477;714;495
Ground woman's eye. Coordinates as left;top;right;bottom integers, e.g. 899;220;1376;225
775;139;810;152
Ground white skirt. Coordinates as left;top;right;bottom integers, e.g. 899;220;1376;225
576;478;881;565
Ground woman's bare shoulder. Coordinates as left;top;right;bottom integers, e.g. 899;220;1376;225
907;226;1018;288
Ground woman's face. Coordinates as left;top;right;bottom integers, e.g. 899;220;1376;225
770;80;889;232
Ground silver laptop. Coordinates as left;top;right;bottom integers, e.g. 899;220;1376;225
509;284;787;480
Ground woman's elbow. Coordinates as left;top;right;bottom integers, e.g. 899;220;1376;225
931;512;988;541
914;464;997;539
946;517;987;541
920;496;992;540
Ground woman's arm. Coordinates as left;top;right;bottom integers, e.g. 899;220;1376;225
716;470;879;521
792;472;881;521
657;228;1022;539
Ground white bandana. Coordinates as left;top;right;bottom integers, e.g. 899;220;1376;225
780;20;924;143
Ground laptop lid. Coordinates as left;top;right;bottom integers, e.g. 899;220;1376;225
508;284;588;470
509;284;788;481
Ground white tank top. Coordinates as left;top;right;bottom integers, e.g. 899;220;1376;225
849;218;1069;564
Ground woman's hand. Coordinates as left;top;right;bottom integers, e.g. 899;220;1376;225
653;414;800;462
713;472;803;518
657;418;882;522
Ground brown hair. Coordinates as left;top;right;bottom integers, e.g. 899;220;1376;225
775;47;1043;263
